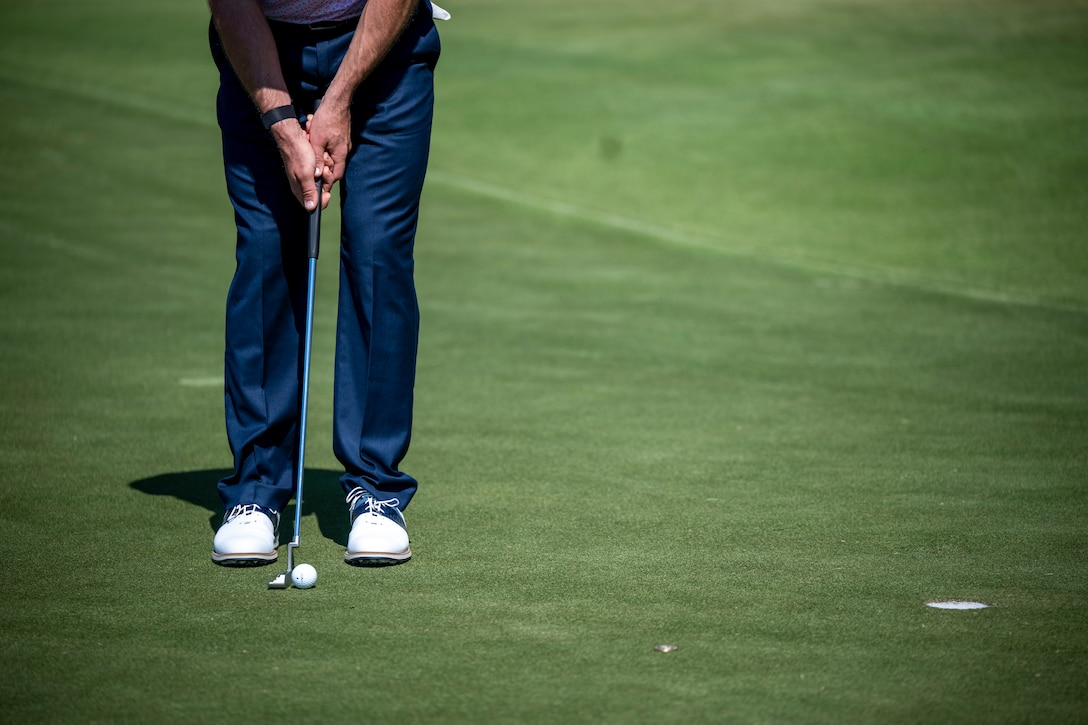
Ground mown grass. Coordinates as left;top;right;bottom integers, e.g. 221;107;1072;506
0;0;1085;722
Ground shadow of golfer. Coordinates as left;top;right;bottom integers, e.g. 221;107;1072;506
129;468;351;546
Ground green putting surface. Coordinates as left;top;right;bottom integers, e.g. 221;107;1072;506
1;0;1086;721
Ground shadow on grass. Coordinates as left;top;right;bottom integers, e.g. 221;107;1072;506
129;468;351;546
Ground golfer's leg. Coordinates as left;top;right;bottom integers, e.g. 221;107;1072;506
333;55;437;510
213;24;309;514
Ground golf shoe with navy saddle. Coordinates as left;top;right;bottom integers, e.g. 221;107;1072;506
345;488;411;566
212;504;279;566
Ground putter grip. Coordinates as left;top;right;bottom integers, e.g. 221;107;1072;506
307;96;323;259
308;180;322;259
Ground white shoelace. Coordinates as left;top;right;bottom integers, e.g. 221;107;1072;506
225;503;277;521
346;488;401;516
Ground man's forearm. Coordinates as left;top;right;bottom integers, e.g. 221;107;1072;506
321;0;418;115
208;0;293;114
209;0;321;209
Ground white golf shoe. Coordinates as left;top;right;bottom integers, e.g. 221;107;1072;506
212;504;279;566
345;488;411;566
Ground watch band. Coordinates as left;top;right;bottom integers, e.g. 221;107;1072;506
260;104;296;130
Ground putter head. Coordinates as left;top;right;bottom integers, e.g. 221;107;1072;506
267;541;298;589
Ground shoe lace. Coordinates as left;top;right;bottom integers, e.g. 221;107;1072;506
225;503;277;522
346;487;401;515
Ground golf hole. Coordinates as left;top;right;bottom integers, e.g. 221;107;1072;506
925;600;990;610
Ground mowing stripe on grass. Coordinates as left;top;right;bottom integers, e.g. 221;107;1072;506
0;218;124;266
178;377;224;387
0;65;214;128
425;170;1088;317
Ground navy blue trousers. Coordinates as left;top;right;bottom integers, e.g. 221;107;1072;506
210;5;440;514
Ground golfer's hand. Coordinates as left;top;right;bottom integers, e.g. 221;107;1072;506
307;101;352;192
270;119;326;211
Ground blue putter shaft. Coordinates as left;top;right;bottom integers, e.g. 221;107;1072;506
291;179;323;550
270;177;322;589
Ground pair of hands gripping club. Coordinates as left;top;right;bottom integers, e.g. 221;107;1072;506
271;98;340;213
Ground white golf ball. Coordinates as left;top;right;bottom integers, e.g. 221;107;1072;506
290;563;318;589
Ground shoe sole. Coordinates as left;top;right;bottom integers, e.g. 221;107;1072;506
344;548;412;567
211;551;278;567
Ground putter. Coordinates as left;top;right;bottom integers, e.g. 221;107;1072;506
269;176;323;589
